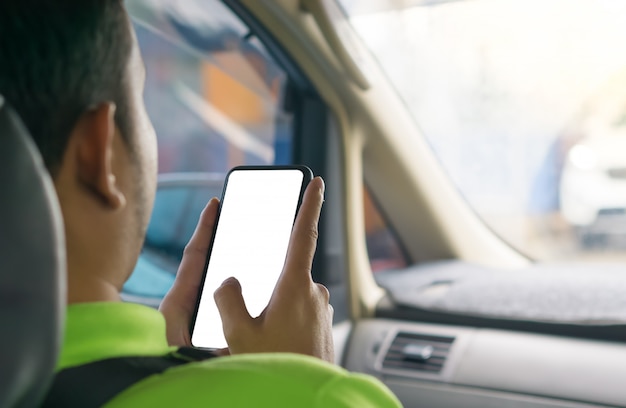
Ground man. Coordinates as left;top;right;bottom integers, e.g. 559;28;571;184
0;1;401;406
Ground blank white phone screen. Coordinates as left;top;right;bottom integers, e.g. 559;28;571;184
191;169;305;349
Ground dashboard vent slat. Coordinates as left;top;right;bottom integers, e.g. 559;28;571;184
382;332;455;374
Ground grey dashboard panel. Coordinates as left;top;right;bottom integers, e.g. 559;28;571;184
453;329;626;407
388;381;606;408
375;261;626;326
345;319;625;408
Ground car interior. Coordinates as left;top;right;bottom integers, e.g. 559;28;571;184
4;0;626;407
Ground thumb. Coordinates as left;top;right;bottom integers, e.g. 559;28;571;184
214;277;252;339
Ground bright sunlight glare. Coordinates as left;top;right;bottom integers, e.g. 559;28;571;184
342;0;626;260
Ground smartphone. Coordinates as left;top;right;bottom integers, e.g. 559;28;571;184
190;165;313;349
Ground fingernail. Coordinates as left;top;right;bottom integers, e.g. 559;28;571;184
221;277;237;287
201;197;219;215
317;177;325;195
202;199;212;211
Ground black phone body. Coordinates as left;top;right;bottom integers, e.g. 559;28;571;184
190;165;313;349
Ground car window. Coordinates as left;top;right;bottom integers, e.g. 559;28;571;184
179;184;223;249
145;186;192;257
341;0;626;263
123;0;294;305
144;182;223;263
364;186;408;272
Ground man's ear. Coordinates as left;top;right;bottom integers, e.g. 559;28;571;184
74;102;126;210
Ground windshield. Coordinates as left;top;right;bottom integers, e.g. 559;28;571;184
340;0;626;263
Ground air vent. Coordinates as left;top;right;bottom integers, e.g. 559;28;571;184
382;332;455;374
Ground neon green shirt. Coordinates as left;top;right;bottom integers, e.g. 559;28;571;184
59;302;402;407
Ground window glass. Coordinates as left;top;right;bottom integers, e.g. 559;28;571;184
363;186;408;272
180;185;223;247
144;187;192;257
341;0;626;262
123;0;294;305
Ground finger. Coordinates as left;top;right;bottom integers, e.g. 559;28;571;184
213;347;230;357
316;283;330;303
172;197;219;294
280;177;324;283
214;277;252;339
159;198;220;345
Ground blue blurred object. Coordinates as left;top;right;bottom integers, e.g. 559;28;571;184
123;255;177;301
122;173;224;308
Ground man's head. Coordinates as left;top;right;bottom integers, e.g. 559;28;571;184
0;0;157;302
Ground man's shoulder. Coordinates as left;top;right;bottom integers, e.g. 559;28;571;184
106;353;402;408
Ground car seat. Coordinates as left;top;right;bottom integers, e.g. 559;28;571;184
0;95;66;407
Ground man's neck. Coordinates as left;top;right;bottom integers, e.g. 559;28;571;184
67;274;121;304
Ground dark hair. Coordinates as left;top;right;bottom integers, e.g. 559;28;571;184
0;0;134;176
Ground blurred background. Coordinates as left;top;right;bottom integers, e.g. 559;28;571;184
123;0;626;306
342;0;626;262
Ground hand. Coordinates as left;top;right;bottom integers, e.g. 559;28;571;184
159;197;220;347
214;177;334;363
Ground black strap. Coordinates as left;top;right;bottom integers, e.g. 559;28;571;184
42;347;216;408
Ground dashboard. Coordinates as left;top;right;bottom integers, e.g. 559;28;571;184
343;319;626;408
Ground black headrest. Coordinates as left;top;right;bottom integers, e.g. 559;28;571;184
0;96;66;407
